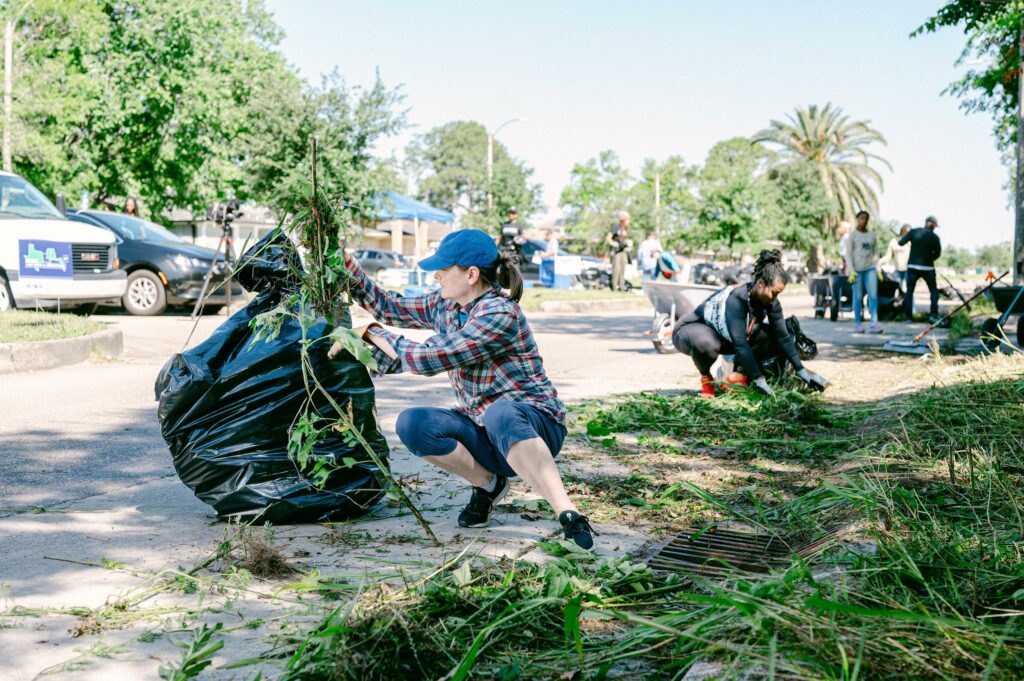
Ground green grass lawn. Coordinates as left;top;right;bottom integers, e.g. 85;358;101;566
0;310;104;343
518;286;641;312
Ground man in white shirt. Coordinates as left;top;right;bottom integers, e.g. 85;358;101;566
543;230;560;257
637;231;662;281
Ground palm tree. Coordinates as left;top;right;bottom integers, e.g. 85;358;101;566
755;104;891;267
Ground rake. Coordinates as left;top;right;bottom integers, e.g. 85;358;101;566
882;271;1008;354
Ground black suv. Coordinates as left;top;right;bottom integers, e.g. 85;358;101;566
67;210;243;315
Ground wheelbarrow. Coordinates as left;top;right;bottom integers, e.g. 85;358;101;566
982;283;1024;351
808;273;853;321
642;280;719;353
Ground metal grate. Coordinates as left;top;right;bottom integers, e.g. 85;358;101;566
72;244;111;273
647;526;842;576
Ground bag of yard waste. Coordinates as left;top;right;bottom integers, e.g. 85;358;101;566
154;229;389;523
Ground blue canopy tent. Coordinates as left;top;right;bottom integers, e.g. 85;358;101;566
368;192;455;258
372;192;454;224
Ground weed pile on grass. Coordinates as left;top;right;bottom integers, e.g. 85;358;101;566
269;555;678;680
580;388;862;461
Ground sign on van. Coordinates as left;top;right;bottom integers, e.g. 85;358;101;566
19;239;72;278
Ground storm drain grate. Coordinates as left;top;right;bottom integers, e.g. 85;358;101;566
647;526;842;576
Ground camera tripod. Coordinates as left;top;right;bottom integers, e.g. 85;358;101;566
190;223;237;319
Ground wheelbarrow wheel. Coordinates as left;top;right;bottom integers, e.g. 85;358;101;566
829;294;839;322
981;317;1003;352
651;313;676;354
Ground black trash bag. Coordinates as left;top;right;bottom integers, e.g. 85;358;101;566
155;229;389;523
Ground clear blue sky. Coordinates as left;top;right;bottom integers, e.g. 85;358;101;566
267;0;1011;249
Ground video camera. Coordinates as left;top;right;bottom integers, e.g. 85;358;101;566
208;197;242;228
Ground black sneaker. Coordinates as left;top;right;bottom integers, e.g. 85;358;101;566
457;475;509;528
558;511;596;550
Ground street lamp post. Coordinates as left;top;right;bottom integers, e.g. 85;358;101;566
4;0;36;173
486;117;525;213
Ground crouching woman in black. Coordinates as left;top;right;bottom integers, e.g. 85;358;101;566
672;250;829;397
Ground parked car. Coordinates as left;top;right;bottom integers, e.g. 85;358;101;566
355;248;408;277
515;238;615;288
67;209;243;316
0;172;126;314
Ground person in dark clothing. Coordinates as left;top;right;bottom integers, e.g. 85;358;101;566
899;216;942;322
672;250;829;398
497;207;524;263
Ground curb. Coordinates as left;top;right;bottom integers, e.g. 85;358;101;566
0;327;123;374
538;298;648;314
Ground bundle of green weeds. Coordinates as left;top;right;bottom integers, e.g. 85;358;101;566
580;389;862;461
271;555;679;681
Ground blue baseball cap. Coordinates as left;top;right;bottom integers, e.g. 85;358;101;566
418;229;499;271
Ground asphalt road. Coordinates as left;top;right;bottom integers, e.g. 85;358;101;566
0;302;700;513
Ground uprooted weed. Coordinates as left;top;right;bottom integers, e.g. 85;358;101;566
236;526;293;579
576;387;868;463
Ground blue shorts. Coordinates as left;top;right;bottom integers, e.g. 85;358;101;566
395;401;566;478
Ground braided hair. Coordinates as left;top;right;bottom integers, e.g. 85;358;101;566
752;249;788;288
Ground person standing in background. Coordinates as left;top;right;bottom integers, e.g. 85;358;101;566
900;216;943;323
637;231;662;281
881;224;912;290
837;221;852;274
542;230;560;257
847;211;883;334
124;196;140;217
605;211;633;291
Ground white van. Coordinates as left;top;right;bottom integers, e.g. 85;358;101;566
0;172;126;313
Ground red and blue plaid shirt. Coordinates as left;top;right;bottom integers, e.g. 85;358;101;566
347;260;566;426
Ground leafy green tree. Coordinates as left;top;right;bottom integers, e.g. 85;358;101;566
940;245;977;272
406;120;542;232
765;162;837;264
239;70;406;214
977;242;1013;270
627;156;699;246
914;2;1021;156
10;0;405;219
558;149;633;244
690;138;776;252
755;104;889;218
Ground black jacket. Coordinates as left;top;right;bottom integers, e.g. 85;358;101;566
899;227;942;268
683;284;804;380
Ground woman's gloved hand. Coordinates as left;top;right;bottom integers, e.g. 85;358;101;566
752;377;774;396
876;269;884;282
847;272;857;284
797;368;830;392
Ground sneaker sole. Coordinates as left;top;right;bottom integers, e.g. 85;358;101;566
457;480;510;528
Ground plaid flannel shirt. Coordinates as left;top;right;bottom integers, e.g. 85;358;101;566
346;259;565;426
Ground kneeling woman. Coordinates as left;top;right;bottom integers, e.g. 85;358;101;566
342;229;594;549
673;250;829;397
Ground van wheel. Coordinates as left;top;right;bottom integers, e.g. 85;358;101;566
0;273;14;312
124;270;167;316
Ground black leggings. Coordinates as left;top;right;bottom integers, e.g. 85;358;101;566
672;322;771;376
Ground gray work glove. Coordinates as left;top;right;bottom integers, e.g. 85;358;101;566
797;368;830;392
753;377;774;397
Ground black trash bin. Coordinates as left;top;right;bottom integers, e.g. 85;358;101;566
155;229;390;523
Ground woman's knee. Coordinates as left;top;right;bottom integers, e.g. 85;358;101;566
396;408;431;450
482;400;521;432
